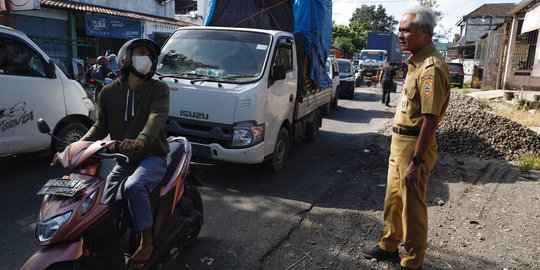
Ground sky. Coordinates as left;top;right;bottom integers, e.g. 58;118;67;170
332;0;521;41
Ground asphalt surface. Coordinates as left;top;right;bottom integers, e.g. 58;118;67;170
1;85;397;269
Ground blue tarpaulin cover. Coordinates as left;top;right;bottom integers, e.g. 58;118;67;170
204;0;332;89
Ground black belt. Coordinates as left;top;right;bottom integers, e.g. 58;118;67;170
392;127;420;136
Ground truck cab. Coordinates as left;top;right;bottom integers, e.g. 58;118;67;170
0;26;95;157
157;26;327;170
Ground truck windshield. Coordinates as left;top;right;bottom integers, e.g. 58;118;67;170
156;29;271;83
360;51;385;61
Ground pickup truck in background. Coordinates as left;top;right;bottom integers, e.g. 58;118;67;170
156;0;333;171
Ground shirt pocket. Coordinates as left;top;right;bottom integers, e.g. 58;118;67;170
403;80;417;100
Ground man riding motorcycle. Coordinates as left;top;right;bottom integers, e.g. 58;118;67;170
80;38;170;270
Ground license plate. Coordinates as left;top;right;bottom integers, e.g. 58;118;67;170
37;178;85;197
191;144;211;158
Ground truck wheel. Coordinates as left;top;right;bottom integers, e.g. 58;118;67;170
331;88;339;108
348;87;355;100
52;123;88;154
265;127;289;172
305;110;321;142
322;101;331;116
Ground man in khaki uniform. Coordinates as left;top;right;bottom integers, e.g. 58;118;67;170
361;6;450;270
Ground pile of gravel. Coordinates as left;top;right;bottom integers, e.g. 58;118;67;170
436;92;540;160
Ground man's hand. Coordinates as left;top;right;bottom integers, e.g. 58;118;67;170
404;162;421;190
119;139;145;153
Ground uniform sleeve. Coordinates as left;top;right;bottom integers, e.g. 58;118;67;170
137;81;169;145
419;59;450;116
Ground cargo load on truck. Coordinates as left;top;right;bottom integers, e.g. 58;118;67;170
204;0;333;94
157;0;334;171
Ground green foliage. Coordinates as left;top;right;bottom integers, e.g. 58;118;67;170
518;153;540;173
349;5;397;33
332;23;358;58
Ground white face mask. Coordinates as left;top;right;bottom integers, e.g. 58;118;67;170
131;55;153;75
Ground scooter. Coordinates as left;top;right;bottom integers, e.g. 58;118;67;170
22;119;204;270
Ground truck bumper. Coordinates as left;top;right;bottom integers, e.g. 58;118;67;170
191;141;266;164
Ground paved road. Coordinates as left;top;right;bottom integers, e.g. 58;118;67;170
1;85;401;269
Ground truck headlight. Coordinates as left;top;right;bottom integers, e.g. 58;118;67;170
36;211;72;245
345;76;355;82
232;122;265;147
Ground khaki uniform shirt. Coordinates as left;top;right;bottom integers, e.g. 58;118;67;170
395;43;451;129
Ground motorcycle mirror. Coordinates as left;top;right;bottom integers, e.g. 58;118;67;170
37;118;51;134
37;118;63;143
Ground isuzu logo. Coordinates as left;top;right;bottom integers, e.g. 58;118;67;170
180;110;209;120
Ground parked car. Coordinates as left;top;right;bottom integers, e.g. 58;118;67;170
337;58;355;100
447;62;464;88
326;56;340;108
0;25;95;157
352;59;360;72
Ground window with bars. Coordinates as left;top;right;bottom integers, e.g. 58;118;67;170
512;20;538;71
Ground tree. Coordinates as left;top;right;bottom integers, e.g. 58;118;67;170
332;23;357;58
349;5;398;33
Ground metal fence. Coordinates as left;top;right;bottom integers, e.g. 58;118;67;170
475;30;505;90
27;34;100;79
512;30;538;71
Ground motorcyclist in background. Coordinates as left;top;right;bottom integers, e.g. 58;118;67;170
86;56;112;102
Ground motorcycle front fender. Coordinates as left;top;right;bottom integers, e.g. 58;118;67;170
21;240;83;270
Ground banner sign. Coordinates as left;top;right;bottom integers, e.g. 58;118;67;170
85;13;141;39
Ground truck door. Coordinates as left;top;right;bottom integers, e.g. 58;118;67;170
0;33;65;156
265;36;296;154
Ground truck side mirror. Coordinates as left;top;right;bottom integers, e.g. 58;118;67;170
46;59;57;79
271;64;286;80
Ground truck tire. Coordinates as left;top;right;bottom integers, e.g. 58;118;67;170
265;127;289;172
331;87;339;108
52;123;88;154
348;87;355;100
322;101;331;116
305;110;321;142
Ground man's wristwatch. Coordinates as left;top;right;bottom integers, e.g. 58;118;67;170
412;156;425;165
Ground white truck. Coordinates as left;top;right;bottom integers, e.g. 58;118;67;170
0;25;95;157
156;0;332;171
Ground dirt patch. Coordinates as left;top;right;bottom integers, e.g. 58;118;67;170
260;92;540;270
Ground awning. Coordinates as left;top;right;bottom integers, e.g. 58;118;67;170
41;0;194;27
521;4;540;34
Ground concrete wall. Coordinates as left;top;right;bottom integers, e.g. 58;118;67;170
70;0;175;18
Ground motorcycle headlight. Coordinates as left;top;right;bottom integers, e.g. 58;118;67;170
81;189;98;216
232;122;265;147
36;211;72;245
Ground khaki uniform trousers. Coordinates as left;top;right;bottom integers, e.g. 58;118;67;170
379;133;437;269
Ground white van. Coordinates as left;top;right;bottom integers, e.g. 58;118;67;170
326;56;340;108
0;25;95;157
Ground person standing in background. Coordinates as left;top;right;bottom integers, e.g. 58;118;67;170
378;62;397;106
